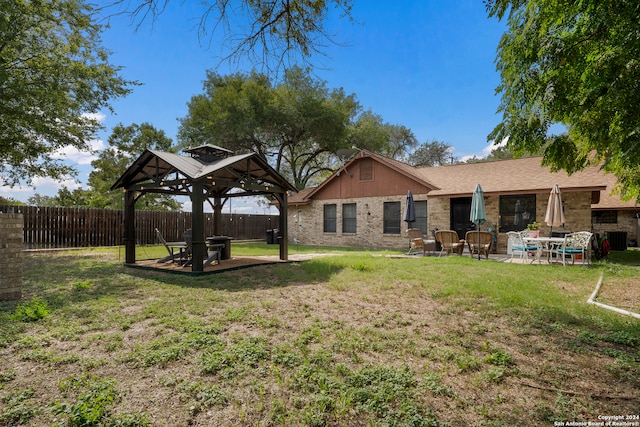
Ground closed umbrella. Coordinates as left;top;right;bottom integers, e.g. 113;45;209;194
544;184;565;236
404;190;416;227
470;184;486;260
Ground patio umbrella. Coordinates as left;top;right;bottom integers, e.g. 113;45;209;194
470;184;486;260
404;190;416;227
544;184;565;236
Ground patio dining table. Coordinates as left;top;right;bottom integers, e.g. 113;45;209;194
523;236;565;264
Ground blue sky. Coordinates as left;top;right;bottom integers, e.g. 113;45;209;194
5;1;507;212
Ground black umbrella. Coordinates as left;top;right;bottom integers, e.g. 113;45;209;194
404;190;416;227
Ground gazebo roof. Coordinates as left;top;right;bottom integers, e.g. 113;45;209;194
111;144;296;196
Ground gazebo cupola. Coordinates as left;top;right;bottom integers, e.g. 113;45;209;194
185;144;234;164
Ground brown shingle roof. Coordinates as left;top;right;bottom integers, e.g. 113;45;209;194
592;170;638;210
418;156;606;197
288;187;315;205
289;151;636;210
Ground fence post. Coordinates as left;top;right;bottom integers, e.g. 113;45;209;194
0;213;23;300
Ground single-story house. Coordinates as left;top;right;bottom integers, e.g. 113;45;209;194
286;150;639;252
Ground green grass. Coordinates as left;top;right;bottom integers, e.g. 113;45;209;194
0;244;638;426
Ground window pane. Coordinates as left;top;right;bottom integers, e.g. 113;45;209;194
383;201;401;234
592;210;617;224
323;204;336;233
342;203;357;233
499;195;536;232
415;201;428;234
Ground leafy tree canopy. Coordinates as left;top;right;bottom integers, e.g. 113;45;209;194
0;0;135;186
408;140;453;167
178;67;419;189
86;123;180;210
25;123;180;210
487;0;640;202
178;67;360;189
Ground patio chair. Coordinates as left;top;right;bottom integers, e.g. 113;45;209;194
507;231;541;263
435;230;465;257
553;231;593;266
465;230;492;259
181;229;194;267
155;228;188;264
406;228;436;255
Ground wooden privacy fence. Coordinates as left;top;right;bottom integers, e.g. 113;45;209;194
0;205;279;249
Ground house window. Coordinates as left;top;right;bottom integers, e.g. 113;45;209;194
499;195;536;232
342;203;357;233
384;202;401;234
592;210;617;224
323;204;337;232
415;200;428;234
359;159;373;181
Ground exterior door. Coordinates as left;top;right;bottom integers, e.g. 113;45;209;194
450;197;475;240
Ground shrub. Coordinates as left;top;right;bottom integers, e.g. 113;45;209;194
13;297;50;322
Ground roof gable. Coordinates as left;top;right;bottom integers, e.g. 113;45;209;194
296;150;438;203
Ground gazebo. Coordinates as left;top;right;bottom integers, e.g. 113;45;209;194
111;144;297;272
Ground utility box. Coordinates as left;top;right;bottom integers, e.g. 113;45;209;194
266;229;279;244
0;213;23;300
607;231;627;251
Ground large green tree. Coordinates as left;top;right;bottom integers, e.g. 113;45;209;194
0;0;135;186
87;123;180;210
178;67;359;189
408;140;453;167
486;0;640;201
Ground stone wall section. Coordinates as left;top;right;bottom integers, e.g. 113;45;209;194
0;214;23;300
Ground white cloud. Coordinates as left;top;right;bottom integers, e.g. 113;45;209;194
0;184;33;198
50;112;107;165
52;138;105;165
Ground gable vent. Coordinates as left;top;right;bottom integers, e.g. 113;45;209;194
359;159;374;181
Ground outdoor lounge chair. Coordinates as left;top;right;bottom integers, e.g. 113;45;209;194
435;230;465;256
155;228;188;264
465;230;493;259
406;228;436;255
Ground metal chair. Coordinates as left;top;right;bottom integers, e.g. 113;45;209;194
507;231;541;263
553;231;593;266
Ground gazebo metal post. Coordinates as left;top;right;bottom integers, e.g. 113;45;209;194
276;192;288;261
124;189;136;264
191;181;205;272
213;196;222;236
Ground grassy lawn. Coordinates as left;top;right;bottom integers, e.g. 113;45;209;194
1;244;639;426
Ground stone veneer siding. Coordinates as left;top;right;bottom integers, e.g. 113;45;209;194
289;190;596;253
0;214;23;300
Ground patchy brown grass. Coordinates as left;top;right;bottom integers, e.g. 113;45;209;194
0;249;638;426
